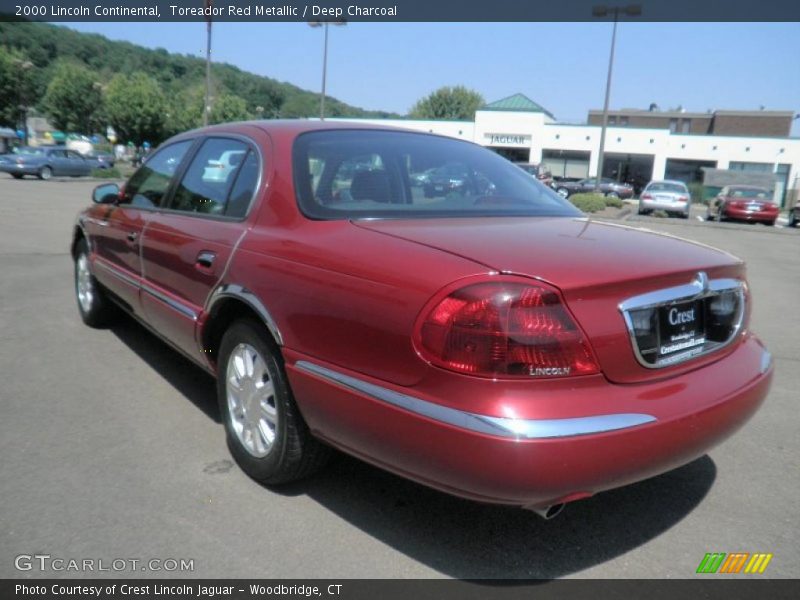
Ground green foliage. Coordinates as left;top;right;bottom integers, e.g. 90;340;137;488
0;47;39;128
409;86;485;120
603;195;623;208
104;72;166;145
91;167;122;179
689;182;708;205
569;194;607;213
0;20;397;143
209;93;250;125
279;94;321;118
42;61;103;133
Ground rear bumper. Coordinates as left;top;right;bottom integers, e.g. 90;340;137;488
641;199;689;213
285;334;772;508
723;206;779;222
0;164;38;175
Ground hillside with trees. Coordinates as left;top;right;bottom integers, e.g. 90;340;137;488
0;20;397;144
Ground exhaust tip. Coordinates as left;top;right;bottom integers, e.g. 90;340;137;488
529;503;565;520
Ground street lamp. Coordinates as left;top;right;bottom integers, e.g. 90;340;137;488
308;19;346;120
592;4;641;192
203;0;214;127
14;59;33;146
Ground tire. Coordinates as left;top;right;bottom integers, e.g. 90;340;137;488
38;166;52;180
11;173;23;180
705;212;715;222
788;209;798;228
74;238;118;327
217;320;330;485
556;187;569;199
606;191;620;199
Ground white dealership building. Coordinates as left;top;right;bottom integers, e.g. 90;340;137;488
335;94;800;206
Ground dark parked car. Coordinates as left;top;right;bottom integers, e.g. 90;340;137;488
706;185;779;226
514;162;553;188
554;177;634;199
787;201;798;228
82;149;116;169
0;146;92;180
72;121;772;518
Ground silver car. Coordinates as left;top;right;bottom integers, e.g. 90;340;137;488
638;180;691;218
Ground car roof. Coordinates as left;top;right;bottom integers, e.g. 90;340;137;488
647;179;687;186
726;185;769;190
166;119;465;147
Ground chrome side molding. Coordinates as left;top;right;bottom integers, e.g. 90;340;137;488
295;361;656;440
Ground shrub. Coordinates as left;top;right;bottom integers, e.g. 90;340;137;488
569;193;607;213
689;183;708;205
603;195;623;208
91;167;122;179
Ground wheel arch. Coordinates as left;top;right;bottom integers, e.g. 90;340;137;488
201;287;284;370
70;221;89;259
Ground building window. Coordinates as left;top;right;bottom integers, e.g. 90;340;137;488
669;118;678;133
681;119;691;133
608;116;616;125
620;116;629;127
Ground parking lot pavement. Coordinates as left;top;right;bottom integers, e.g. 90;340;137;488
0;177;797;580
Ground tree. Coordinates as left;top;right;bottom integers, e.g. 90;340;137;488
0;47;37;129
279;94;319;118
104;72;166;145
209;93;250;125
42;61;103;133
409;86;485;120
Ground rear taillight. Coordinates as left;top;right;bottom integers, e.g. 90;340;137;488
641;193;653;200
415;280;600;378
678;195;689;202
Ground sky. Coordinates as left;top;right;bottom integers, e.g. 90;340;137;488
66;21;800;135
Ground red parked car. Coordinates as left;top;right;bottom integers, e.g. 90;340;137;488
706;185;779;225
72;122;772;519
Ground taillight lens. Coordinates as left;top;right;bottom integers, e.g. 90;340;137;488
415;281;600;378
641;193;653;200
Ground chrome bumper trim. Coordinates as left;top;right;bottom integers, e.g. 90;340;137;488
295;361;656;440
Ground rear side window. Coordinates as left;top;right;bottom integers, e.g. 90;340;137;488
169;138;255;217
122;141;192;208
225;151;259;218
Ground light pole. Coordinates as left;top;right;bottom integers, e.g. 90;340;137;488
203;0;213;127
592;4;641;192
308;20;346;120
14;59;33;146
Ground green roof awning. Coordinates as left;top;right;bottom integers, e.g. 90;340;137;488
481;93;555;119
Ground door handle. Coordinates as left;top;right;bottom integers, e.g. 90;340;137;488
196;251;216;269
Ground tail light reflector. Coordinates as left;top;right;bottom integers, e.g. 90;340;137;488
415;280;600;378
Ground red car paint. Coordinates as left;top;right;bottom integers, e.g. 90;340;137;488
73;121;772;510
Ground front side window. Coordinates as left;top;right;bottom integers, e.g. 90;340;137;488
294;130;580;220
122;141;192;208
169;138;254;216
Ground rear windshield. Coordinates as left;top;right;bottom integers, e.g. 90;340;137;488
646;182;687;193
730;188;769;199
293;130;581;220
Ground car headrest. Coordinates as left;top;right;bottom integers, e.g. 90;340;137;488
349;169;391;203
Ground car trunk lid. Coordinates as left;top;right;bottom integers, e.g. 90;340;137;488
353;217;746;383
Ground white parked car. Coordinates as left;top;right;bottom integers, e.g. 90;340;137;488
202;150;245;182
638;180;691;218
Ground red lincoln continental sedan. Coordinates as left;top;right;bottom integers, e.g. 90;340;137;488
72;122;772;518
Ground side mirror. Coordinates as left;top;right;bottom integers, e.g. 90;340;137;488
92;183;120;204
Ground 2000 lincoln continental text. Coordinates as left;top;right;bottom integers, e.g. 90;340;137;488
71;120;772;519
